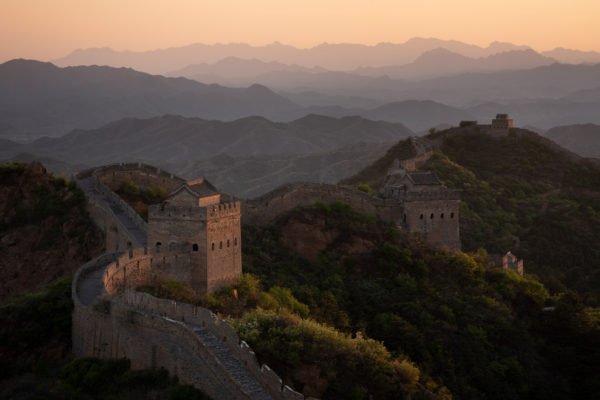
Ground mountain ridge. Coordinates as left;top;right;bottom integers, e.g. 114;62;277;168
52;38;534;73
0;59;298;139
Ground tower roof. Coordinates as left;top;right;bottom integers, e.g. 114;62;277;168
405;171;441;186
185;177;218;197
166;177;219;200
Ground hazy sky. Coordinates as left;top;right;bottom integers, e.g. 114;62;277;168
1;0;599;62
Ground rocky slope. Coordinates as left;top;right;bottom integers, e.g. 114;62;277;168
0;162;103;303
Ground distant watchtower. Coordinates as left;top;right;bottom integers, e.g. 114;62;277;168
147;178;242;293
491;114;514;131
382;159;461;250
502;251;524;276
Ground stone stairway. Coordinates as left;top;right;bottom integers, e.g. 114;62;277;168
191;325;274;400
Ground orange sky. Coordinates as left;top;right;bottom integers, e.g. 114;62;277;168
1;0;599;62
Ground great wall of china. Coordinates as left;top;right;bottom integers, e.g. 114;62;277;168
73;165;311;400
72;137;453;399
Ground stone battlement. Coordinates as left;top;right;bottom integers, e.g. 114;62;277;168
72;248;309;400
243;182;380;225
78;162;187;194
401;189;461;201
149;203;208;221
77;162;184;183
103;248;195;295
207;200;241;219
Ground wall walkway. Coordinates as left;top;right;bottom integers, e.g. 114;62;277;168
73;170;310;400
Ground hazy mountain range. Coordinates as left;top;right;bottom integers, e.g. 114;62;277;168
545;124;600;158
52;38;600;74
4;59;600;142
161;142;394;197
0;114;412;196
168;48;556;82
0;59;297;139
260;63;600;107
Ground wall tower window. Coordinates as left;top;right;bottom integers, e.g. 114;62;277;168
211;243;215;251
219;241;223;249
192;243;199;252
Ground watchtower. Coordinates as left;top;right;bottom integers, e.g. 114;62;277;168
491;114;514;131
147;178;242;293
502;251;524;275
382;159;461;250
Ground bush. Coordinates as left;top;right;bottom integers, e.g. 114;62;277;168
357;183;374;194
235;309;420;399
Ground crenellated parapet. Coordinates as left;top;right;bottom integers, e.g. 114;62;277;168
207;200;241;220
401;189;461;201
243;182;380;226
77;162;186;193
72;247;310;400
148;203;208;222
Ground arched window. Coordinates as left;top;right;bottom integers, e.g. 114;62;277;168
192;243;199;252
430;213;434;219
211;243;215;251
227;239;230;247
441;213;445;219
156;241;162;249
450;212;455;219
420;214;424;220
234;238;238;246
403;214;407;223
219;241;223;249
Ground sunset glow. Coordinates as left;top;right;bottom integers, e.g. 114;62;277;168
1;0;599;62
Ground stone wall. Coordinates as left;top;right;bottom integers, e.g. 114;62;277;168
401;150;434;172
72;250;309;400
82;179;145;250
78;162;186;194
85;200;132;252
243;182;461;250
243;182;382;226
89;175;148;236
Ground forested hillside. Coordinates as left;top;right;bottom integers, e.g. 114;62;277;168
179;204;600;399
346;127;600;303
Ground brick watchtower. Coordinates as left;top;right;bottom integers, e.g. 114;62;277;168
147;178;242;293
382;159;461;250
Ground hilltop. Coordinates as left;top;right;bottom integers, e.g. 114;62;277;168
345;126;600;303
